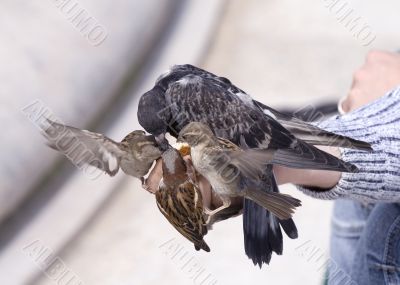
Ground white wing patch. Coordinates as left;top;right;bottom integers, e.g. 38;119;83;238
108;155;119;173
263;109;277;120
177;75;202;86
235;92;255;107
100;146;119;173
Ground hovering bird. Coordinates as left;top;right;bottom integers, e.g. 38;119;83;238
137;64;371;267
156;147;210;252
43;119;162;181
177;122;301;220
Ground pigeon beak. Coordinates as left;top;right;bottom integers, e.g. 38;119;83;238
155;133;169;151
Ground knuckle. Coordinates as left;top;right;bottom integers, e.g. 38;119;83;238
341;97;351;113
343;92;356;112
353;69;365;81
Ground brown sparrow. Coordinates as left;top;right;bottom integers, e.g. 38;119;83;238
177;122;301;221
156;148;210;252
43;119;161;182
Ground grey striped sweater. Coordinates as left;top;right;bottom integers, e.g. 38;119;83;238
297;86;400;202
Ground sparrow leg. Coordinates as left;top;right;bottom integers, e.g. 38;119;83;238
205;204;243;229
205;197;231;225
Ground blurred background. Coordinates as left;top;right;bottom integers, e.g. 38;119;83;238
1;0;400;284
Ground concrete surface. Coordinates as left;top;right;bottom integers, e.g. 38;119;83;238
0;0;176;223
4;0;400;285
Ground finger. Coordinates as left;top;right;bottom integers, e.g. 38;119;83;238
337;95;348;115
143;158;163;194
198;176;213;209
341;95;352;113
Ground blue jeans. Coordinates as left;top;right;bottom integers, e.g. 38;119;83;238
327;199;400;285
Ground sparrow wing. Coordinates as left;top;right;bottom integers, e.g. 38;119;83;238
216;138;275;180
43;120;126;176
226;149;275;180
217;137;240;151
156;181;210;252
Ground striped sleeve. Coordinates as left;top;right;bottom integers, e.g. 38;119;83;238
297;86;400;202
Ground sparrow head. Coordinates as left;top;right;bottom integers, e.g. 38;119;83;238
177;122;216;147
121;130;146;142
161;148;188;187
121;131;162;164
121;130;152;149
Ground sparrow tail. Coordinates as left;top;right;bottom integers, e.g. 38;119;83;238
195;240;210;252
245;188;301;220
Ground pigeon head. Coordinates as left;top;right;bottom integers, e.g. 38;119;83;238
177;122;217;147
138;86;171;150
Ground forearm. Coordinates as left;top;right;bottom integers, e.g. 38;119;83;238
274;146;342;189
280;87;400;202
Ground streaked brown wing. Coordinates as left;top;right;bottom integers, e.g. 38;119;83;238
216;138;274;180
156;181;209;251
217;137;240;151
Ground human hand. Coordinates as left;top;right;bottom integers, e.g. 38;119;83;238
341;50;400;113
276;51;400;189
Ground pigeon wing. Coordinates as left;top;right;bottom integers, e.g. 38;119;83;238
164;75;295;151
